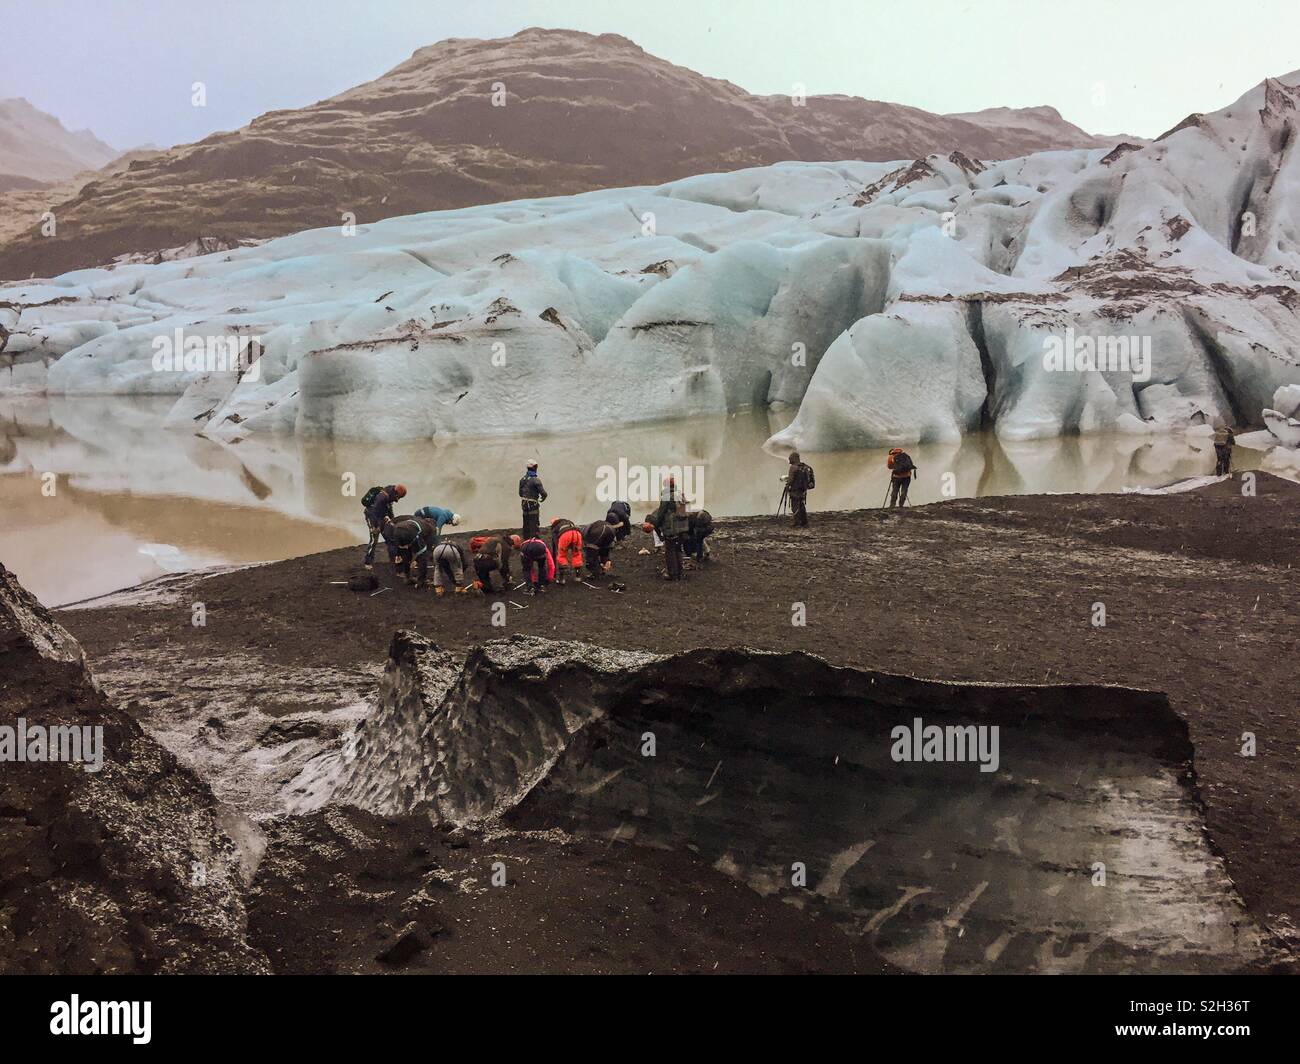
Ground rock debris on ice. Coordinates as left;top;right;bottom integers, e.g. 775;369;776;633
3;75;1300;449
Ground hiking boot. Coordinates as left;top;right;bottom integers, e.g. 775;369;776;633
434;586;445;597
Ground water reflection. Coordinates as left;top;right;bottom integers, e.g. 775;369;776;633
0;397;1263;605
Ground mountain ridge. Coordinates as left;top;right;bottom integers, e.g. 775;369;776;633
0;27;1131;280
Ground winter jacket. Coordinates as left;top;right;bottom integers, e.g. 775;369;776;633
605;500;633;539
519;538;555;580
365;486;400;527
414;506;456;531
519;472;547;503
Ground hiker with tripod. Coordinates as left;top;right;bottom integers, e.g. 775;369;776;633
778;452;815;527
886;448;916;508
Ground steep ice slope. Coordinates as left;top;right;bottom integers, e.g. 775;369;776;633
3;75;1299;448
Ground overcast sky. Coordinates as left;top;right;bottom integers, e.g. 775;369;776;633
3;0;1298;149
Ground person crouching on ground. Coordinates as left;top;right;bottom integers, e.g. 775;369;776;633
519;536;555;595
580;519;617;579
413;505;463;535
550;517;583;585
686;509;713;564
362;483;406;567
431;538;478;597
470;534;519;593
605;500;633;541
381;515;432;586
887;448;916;508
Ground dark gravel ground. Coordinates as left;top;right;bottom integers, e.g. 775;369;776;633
62;472;1300;965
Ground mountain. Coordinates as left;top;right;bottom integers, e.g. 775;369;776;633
0;97;119;185
0;27;1126;281
3;70;1296;449
946;105;1139;149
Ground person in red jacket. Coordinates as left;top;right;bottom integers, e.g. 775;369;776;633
518;536;555;595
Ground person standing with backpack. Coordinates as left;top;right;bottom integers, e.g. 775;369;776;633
519;461;547;540
886;448;916;508
361;483;407;567
782;452;815;527
645;476;692;580
1212;424;1236;476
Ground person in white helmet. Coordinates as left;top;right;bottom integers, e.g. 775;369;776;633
519;461;547;539
412;505;462;535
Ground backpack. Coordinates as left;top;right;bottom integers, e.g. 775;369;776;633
890;452;914;477
658;496;690;538
789;463;814;492
347;569;378;592
361;485;384;509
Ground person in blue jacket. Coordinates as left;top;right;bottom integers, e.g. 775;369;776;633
412;505;463;534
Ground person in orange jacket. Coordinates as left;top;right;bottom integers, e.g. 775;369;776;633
886;448;916;507
549;517;584;585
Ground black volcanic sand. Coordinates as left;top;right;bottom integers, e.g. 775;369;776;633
249;809;888;974
62;473;1300;968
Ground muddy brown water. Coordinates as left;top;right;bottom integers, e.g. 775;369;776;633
0;395;1267;605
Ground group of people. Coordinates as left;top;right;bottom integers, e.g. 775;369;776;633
777;448;917;526
358;446;921;596
362;426;1246;591
357;461;716;598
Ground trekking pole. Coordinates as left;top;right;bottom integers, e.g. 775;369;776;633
776;484;789;516
881;483;890;508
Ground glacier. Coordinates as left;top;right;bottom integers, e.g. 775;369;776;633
2;74;1299;451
